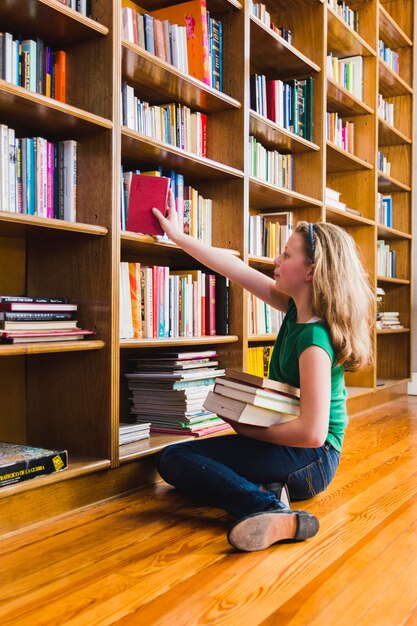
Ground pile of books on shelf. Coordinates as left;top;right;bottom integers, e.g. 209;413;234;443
57;0;91;17
248;294;283;336
248;210;293;257
0;442;68;488
378;150;391;175
327;0;359;32
121;0;223;91
377;240;397;277
0;296;95;344
326;111;355;153
125;350;229;436
249;136;294;189
247;345;274;378
378;94;395;125
119;422;151;445
204;369;300;428
377;193;392;227
377;311;403;330
325;187;362;216
378;40;400;74
326;53;363;100
250;3;292;42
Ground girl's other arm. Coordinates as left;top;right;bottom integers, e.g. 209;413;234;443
152;193;290;312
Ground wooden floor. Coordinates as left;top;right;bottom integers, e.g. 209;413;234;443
2;395;417;625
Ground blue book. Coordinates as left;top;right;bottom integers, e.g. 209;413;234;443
144;15;155;55
21;40;37;92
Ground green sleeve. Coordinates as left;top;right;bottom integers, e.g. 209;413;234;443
295;324;335;365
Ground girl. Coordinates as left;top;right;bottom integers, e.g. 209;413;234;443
152;194;374;552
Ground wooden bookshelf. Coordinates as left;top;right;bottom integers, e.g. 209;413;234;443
0;0;414;534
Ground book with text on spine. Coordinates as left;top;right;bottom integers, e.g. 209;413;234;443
0;442;68;488
126;174;170;236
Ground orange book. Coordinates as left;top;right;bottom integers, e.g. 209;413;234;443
54;50;66;103
150;0;210;84
128;263;142;339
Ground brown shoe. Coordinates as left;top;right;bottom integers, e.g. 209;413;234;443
227;509;319;552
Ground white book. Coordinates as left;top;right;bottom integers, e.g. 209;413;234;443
4;32;13;84
120;262;134;339
62;140;77;222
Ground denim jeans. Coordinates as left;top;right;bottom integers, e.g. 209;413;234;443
157;433;340;519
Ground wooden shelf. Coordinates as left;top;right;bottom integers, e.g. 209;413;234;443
378;117;412;146
327;78;373;116
377;328;410;334
250;16;321;79
0;212;108;238
120;336;239;349
377;224;412;239
122;41;241;114
377;276;410;285
327;7;376;57
249;111;320;153
0;456;111;498
249;177;322;210
326;142;373;173
138;0;242;12
0;80;112;139
248;255;275;270
121;232;240;262
248;334;277;342
325;206;373;227
0;0;109;46
119;433;195;462
379;4;413;49
0;340;105;357
121;128;243;182
378;59;413;97
377;170;411;192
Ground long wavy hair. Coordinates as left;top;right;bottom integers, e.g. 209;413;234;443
295;221;375;371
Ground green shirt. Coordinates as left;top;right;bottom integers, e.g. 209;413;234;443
269;299;348;451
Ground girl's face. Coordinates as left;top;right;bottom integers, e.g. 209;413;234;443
273;232;313;294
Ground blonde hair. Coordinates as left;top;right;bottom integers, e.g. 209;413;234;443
295;221;375;371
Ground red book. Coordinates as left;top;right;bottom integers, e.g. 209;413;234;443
126;174;170;236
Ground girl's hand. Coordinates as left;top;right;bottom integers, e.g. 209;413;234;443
152;190;183;242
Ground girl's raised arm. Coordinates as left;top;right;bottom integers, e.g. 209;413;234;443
152;192;290;313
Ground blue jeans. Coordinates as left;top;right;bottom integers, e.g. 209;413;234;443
157;434;340;519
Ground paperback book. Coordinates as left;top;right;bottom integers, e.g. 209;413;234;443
0;442;68;488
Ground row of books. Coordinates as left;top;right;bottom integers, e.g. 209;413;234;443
378;150;391;176
57;0;91;17
0;296;93;344
120;263;230;340
377;240;397;278
249;3;292;43
248;293;283;337
204;369;300;429
121;1;223;91
249;136;294;190
326;112;355;153
326;53;363;101
377;193;393;228
378;94;395;126
248;210;293;258
327;0;359;32
119;422;150;445
378;40;400;74
125;351;229;436
247;345;273;378
0;33;66;102
0;125;77;220
376;311;403;330
250;76;314;142
122;83;207;158
121;170;212;244
325;187;362;217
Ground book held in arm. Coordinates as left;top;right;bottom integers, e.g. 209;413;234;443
126;174;170;236
203;368;300;427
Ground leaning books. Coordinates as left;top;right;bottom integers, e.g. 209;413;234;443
0;442;68;488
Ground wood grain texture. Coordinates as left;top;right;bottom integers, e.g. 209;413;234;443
1;395;417;625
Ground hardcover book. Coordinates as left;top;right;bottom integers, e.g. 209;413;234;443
203;391;299;427
126;174;170;236
0;442;68;488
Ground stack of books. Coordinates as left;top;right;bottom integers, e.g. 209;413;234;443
119;422;151;445
325;187;362;216
204;369;300;427
125;350;229;436
376;311;403;330
0;296;95;344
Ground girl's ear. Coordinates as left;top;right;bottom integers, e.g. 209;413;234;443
305;265;315;282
